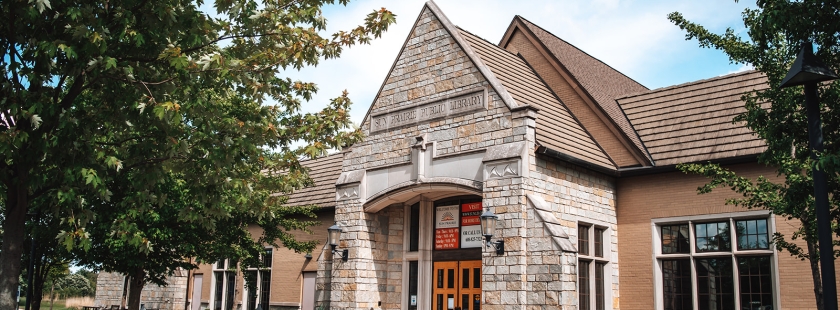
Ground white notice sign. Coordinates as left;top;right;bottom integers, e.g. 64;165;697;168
436;205;459;228
461;225;483;248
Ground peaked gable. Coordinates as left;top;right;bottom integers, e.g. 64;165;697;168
501;16;653;167
361;1;519;132
458;28;615;170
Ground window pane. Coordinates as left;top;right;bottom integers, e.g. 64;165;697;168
409;261;418;310
696;258;735;310
738;256;773;310
447;269;455;289
246;271;258;310
579;261;591;310
462;268;469;289
473;268;481;289
695;222;731;252
225;272;236;310
216;259;225;270
595;262;606;310
662;224;690;254
662;259;692;310
736;219;770;250
213;272;224;310
579;225;591;256
410;203;420;252
262;249;273;268
260;270;271;309
594;228;605;258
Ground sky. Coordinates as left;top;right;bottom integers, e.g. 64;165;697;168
283;0;757;127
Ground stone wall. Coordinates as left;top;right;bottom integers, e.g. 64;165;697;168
94;272;188;310
521;151;618;310
319;4;517;310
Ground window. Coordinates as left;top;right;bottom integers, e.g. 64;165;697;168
245;248;273;310
212;259;237;310
578;223;609;310
655;215;776;310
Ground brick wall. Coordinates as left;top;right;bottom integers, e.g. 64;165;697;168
188;210;334;310
616;162;840;310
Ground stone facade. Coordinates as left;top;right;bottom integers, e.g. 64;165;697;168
94;272;187;310
104;3;835;310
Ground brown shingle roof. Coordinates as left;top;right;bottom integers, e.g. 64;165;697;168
285;153;342;208
516;17;651;163
617;70;768;166
458;27;616;170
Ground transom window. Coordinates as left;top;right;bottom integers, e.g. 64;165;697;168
578;223;609;310
655;215;775;310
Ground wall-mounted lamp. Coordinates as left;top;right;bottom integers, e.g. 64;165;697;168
327;222;349;262
480;208;505;255
304;253;312;260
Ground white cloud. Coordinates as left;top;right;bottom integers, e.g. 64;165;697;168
279;0;755;126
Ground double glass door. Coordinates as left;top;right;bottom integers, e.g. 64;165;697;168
433;261;481;310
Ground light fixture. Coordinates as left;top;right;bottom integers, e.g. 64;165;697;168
479;208;504;255
327;222;349;262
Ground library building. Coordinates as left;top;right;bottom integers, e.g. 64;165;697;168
94;1;840;310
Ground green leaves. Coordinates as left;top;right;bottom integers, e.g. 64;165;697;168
673;1;840;303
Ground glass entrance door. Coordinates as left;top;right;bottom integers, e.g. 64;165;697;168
433;260;481;310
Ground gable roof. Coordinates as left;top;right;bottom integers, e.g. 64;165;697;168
285;153;343;208
510;17;653;164
359;1;521;129
458;27;616;170
617;70;768;166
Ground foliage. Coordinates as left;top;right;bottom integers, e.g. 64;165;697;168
669;1;840;308
0;0;395;309
54;274;94;298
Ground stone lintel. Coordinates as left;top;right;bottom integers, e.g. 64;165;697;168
483;141;527;162
335;169;365;186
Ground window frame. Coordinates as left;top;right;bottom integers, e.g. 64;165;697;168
210;259;238;310
243;248;273;310
578;222;611;310
651;211;781;310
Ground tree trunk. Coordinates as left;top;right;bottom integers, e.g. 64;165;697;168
49;282;55;310
31;256;46;310
808;237;824;310
0;182;30;310
127;268;146;310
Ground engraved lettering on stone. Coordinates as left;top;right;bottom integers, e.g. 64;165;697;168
370;91;485;134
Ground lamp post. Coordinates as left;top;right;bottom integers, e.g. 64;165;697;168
24;211;39;310
780;41;839;310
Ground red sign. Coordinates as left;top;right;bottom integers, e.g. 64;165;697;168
435;228;460;250
461;202;482;226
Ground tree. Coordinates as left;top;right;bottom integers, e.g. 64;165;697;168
0;1;395;309
22;213;73;310
669;1;840;309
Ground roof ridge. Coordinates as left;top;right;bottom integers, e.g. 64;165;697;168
617;70;762;100
515;15;649;91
